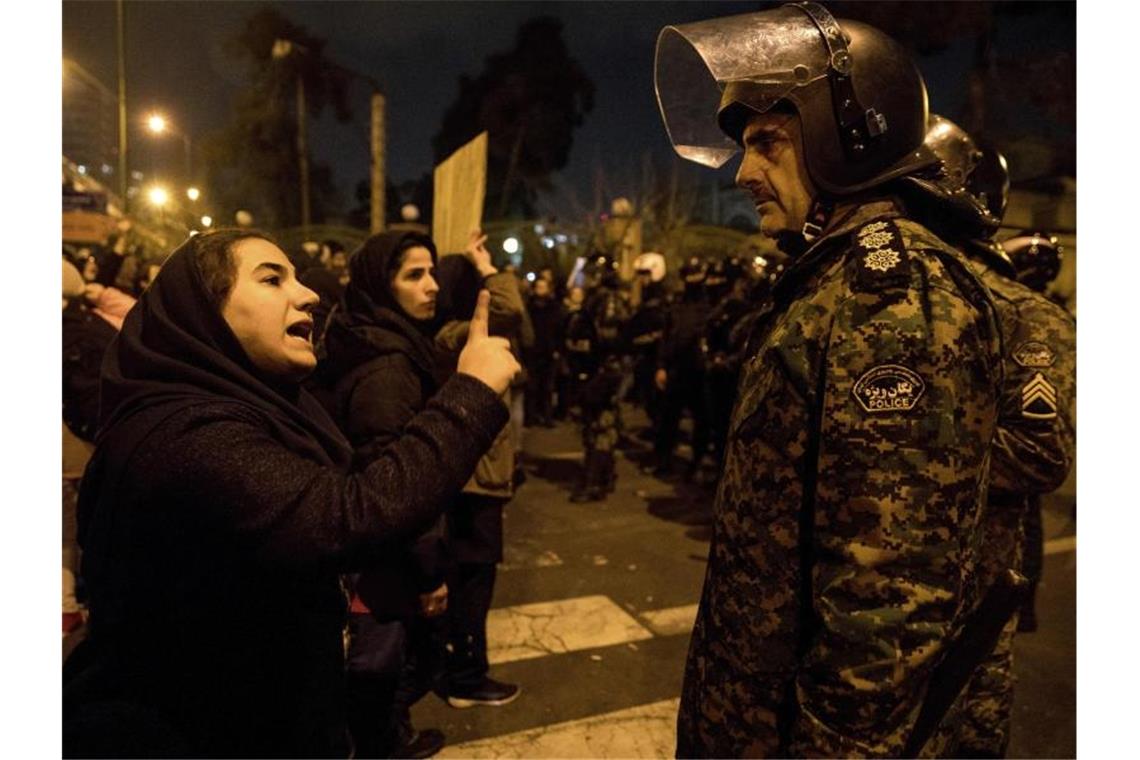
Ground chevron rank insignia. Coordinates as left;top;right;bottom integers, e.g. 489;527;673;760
851;219;909;291
1021;372;1058;419
853;364;925;413
1013;341;1056;368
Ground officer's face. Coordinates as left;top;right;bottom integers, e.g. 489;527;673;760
735;110;817;239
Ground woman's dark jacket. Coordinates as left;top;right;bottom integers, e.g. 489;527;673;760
62;236;507;759
319;230;452;619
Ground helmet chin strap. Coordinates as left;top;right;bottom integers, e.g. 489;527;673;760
776;197;834;256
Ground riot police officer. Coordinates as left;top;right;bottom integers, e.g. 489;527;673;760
898;114;1076;758
656;4;1003;755
625;253;670;435
570;255;628;502
699;257;751;469
652;256;712;479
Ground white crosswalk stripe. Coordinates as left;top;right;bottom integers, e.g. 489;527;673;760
436;698;680;758
487;595;655;665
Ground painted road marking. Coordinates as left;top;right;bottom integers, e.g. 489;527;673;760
1044;534;1076;555
436;698;680;758
487;595;654;665
639;603;699;637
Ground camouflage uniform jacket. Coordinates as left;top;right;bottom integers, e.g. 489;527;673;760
962;240;1076;579
676;201;1004;758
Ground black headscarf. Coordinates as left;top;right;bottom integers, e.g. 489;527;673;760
96;230;353;468
325;231;449;389
434;253;481;323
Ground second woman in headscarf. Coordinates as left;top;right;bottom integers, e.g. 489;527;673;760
319;231;452;757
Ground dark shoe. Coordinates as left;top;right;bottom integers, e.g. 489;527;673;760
446;678;520;708
394;728;445;759
1017;607;1038;633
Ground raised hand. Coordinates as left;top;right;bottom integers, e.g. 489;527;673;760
465;230;498;277
457;289;520;394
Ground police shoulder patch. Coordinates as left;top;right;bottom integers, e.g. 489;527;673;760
1021;372;1058;419
1013;341;1056;368
850;219;910;291
853;364;925;413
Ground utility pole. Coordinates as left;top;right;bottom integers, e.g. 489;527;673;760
116;0;128;212
296;74;311;235
370;92;385;233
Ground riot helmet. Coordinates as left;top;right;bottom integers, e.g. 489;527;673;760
968;145;1011;225
655;2;936;196
634;251;667;283
1002;231;1063;293
896;114;1002;240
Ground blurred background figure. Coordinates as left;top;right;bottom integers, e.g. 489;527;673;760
524;276;563;428
433;232;524;711
652;256;710;480
624;253;668;442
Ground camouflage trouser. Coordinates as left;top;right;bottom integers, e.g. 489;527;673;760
955;494;1026;757
955;617;1018;757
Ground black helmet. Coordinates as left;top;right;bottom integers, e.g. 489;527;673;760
969;145;1010;224
896;114;1002;240
1002;231;1063;293
679;256;707;284
656;2;936;195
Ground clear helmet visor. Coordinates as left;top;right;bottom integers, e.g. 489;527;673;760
654;6;830;168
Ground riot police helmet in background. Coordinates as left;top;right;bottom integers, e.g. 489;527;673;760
679;256;708;284
1002;231;1064;294
896;114;1004;241
634;252;668;283
655;1;937;196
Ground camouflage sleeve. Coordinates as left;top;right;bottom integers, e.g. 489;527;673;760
789;282;1000;757
988;300;1076;495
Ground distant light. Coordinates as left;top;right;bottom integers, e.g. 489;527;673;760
753;256;767;267
534;224;545;235
131;170;144;181
147;186;169;207
201;215;213;228
234;209;253;227
147;114;167;134
400;203;420;222
526;272;536;282
188;230;200;237
502;237;520;255
186;187;200;201
554;233;568;244
77;165;87;175
541;236;555;249
101;164;112;175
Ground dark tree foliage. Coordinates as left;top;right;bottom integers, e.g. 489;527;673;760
202;7;352;229
829;1;1075;178
432;17;595;220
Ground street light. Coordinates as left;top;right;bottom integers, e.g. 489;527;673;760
145;110;193;180
186;187;200;202
147;186;169;208
201;215;213;228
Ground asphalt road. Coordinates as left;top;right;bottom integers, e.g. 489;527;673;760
412;408;1078;758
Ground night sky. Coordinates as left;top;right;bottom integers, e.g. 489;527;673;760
62;1;1076;220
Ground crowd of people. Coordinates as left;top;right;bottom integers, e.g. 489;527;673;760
60;3;1075;759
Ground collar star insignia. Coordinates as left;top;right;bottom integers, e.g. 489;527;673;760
864;248;901;272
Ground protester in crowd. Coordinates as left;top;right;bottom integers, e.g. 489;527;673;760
557;285;588;420
433;233;525;709
318;230;452;758
61;259;118;637
62;228;518;759
301;239;351;344
66;246;138;331
524;277;563;428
